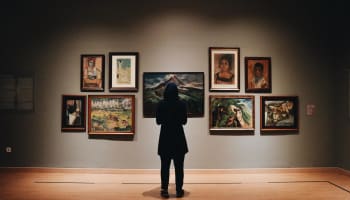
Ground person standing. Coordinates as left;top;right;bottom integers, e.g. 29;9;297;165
156;82;188;198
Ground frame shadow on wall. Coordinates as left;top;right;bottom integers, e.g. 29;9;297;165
88;134;134;141
210;130;255;136
260;130;299;136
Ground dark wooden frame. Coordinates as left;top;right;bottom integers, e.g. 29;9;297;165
209;95;255;131
209;47;240;92
80;54;105;92
143;72;205;118
260;96;299;132
109;52;139;92
88;95;135;135
61;95;86;132
245;57;272;93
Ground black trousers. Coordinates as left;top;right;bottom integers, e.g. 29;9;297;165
160;154;185;192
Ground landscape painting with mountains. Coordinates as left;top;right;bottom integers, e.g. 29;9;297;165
143;72;204;117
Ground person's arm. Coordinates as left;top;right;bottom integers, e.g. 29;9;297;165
156;102;164;125
181;102;187;125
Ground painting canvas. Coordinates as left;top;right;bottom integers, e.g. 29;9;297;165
261;96;299;131
245;57;272;93
109;52;138;91
81;55;105;91
209;95;255;131
209;47;240;91
143;72;204;118
61;95;86;132
88;95;135;135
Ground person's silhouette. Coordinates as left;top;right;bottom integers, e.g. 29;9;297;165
156;82;188;198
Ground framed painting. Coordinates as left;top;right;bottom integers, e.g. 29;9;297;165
209;47;240;92
109;52;138;92
61;95;86;132
88;95;135;135
260;96;299;132
143;72;204;118
80;54;105;92
209;95;255;131
0;74;35;112
245;57;272;93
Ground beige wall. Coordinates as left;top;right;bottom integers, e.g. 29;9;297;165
0;1;339;169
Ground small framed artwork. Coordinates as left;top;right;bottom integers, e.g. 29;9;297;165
209;47;240;92
81;55;105;92
88;95;135;135
209;95;255;131
109;52;139;92
260;96;299;132
143;72;204;118
0;75;16;110
245;57;272;93
61;95;86;132
0;74;35;112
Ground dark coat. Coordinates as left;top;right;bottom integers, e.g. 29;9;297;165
156;84;188;157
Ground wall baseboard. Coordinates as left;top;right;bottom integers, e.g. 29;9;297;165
0;167;348;175
338;168;350;176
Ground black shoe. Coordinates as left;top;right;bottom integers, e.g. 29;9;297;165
176;189;184;198
160;189;169;198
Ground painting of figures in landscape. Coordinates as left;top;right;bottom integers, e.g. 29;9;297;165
260;96;299;132
143;72;204;117
209;95;254;131
88;95;135;135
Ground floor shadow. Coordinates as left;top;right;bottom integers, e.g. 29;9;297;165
142;184;190;199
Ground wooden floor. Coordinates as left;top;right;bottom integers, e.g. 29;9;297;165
1;168;350;200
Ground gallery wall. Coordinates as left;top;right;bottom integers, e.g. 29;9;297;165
335;64;350;171
333;0;350;171
0;0;340;169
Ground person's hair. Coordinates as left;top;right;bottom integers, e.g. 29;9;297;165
163;82;179;101
254;62;264;71
219;54;233;69
233;103;251;125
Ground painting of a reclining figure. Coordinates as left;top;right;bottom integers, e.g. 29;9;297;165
143;72;204;118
